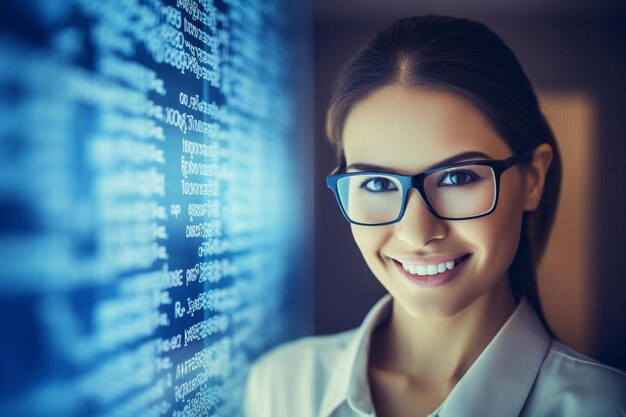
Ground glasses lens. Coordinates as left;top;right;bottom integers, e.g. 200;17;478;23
423;165;496;218
336;174;403;224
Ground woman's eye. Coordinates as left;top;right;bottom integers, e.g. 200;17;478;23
438;169;479;186
360;177;398;192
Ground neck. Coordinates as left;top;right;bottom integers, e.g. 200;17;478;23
370;277;517;389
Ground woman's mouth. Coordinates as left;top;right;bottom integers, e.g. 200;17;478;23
392;254;471;288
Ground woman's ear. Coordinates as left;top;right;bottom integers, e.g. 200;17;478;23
523;143;553;212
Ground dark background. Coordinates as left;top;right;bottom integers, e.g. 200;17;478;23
312;0;626;370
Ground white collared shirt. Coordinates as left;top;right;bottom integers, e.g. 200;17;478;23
245;294;626;417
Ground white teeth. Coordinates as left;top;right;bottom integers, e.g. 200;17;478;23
400;258;462;276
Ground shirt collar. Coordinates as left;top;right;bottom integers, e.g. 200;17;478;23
438;297;551;417
319;294;393;417
318;295;551;417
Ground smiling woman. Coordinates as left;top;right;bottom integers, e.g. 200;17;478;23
339;85;547;323
245;15;625;417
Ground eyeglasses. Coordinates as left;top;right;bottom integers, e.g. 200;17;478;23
326;150;533;226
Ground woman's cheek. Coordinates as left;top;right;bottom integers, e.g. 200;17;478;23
351;225;392;280
468;194;524;279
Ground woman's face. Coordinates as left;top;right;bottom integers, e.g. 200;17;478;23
342;85;532;320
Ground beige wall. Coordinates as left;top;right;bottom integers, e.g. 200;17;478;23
537;91;596;355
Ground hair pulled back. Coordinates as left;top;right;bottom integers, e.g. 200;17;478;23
326;15;562;334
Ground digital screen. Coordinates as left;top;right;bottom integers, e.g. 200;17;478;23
0;0;312;416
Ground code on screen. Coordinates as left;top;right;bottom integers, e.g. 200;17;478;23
0;1;311;416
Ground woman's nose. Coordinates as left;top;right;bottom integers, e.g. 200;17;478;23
395;188;448;247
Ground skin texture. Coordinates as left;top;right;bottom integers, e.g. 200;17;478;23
341;84;553;417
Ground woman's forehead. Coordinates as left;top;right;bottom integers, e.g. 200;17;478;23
342;85;511;170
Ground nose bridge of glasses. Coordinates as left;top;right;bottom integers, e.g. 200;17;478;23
396;184;447;245
403;185;432;217
406;174;430;209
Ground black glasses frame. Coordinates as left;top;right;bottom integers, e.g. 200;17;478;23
326;150;533;226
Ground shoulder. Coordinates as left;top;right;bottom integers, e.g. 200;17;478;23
244;330;356;417
524;339;626;416
544;340;626;393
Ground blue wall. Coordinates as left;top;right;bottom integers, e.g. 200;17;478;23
0;0;312;415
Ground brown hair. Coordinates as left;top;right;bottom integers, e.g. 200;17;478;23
325;15;561;335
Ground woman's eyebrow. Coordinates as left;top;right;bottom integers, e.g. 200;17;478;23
346;151;493;173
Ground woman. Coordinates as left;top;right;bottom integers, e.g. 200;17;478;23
245;15;625;417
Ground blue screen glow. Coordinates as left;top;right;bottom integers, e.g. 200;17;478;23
0;0;312;416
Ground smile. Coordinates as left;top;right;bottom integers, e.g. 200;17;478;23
391;254;471;288
400;254;469;276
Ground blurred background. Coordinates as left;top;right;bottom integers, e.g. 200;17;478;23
313;0;626;371
0;1;312;416
0;1;624;415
